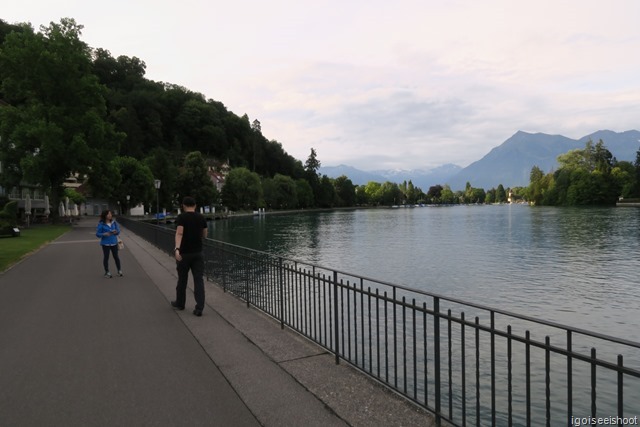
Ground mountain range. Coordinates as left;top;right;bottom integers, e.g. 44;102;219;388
319;130;640;191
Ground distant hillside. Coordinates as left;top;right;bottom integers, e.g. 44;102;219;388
318;165;388;185
320;130;640;192
319;164;462;190
445;130;640;191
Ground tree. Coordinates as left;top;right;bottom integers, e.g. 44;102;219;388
144;148;179;211
316;175;336;208
271;174;298;209
405;180;417;204
0;19;124;207
528;166;546;205
495;184;507;203
380;181;402;206
611;161;636;199
355;185;369;206
333;175;355;207
296;179;314;208
427;185;443;203
440;185;456;204
542;140;619;206
222;167;262;210
114;156;154;210
262;174;297;209
304;148;321;176
304;148;321;206
634;147;640;197
177;151;218;209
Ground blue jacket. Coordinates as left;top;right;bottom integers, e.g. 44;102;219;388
96;221;120;246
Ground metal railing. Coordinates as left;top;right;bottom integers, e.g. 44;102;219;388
120;218;640;426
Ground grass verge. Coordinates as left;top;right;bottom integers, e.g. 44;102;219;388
0;225;71;272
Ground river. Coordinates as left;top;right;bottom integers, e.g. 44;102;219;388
205;205;640;424
208;205;640;342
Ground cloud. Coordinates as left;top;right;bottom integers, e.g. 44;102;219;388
4;0;640;170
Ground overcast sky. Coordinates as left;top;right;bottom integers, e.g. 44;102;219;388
4;1;640;170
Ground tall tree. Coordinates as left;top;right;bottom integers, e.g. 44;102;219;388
304;148;321;176
333;175;355;207
113;156;154;210
222;167;262;210
304;148;321;206
144;148;178;211
177;151;217;209
0;18;123;205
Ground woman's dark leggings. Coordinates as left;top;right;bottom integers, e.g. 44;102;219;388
102;245;121;272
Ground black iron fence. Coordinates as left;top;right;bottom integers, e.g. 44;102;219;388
120;218;640;426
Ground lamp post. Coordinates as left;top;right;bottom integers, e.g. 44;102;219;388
126;195;130;216
154;179;161;225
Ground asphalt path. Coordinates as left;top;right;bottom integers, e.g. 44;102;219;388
0;218;437;427
0;222;259;427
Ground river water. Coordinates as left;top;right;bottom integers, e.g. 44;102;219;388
209;205;640;342
207;205;640;424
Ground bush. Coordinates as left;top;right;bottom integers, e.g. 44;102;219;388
0;201;19;236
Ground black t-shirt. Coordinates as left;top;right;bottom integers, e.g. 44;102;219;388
176;211;207;254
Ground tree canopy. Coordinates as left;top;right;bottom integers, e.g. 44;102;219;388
3;18;636;213
0;18;123;207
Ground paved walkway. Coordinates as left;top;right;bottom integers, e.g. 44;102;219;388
0;218;437;427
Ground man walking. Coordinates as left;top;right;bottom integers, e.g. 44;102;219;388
171;196;208;316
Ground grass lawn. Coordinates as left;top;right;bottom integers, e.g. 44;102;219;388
0;225;71;272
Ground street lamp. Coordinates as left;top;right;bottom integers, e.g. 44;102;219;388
126;195;130;216
154;179;161;225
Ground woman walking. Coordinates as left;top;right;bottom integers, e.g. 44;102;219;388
96;210;123;278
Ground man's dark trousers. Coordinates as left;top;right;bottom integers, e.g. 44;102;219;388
175;252;205;310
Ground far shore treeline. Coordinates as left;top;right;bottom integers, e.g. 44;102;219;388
2;18;640;216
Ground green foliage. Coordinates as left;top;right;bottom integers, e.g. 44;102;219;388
364;181;383;205
1;225;69;271
144;148;179;211
316;175;336;208
380;181;402;206
222;167;262;210
462;183;486;204
296;179;314;208
113;156;155;209
427;185;443;203
0;200;18;232
530;139;624;206
333;175;355;207
177;151;218;209
64;188;85;205
611;161;636;198
0;19;123;198
263;174;298;209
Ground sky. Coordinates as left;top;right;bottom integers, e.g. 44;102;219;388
3;1;640;171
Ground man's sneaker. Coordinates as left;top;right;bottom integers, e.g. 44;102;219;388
104;272;112;278
118;270;123;277
170;301;185;310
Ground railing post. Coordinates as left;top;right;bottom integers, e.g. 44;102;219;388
245;254;250;308
433;296;441;426
279;257;284;330
567;331;572;427
618;354;624;419
491;311;496;426
393;287;398;389
333;271;340;365
591;348;597;420
222;249;227;292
